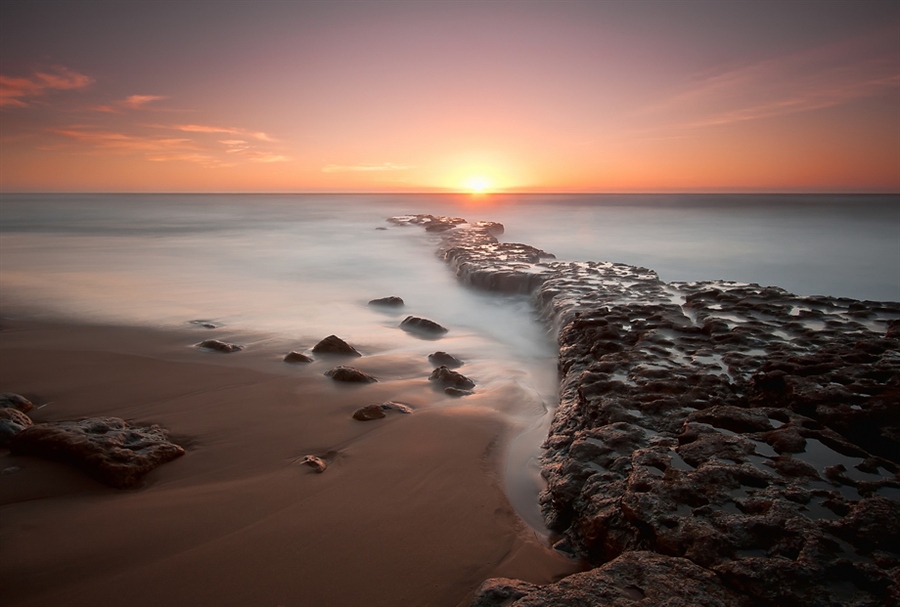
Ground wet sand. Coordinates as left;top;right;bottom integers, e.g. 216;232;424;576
0;317;579;607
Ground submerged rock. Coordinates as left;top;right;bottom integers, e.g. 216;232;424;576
325;366;377;383
352;404;386;421
9;417;184;488
428;351;464;368
188;319;219;329
312;335;362;356
0;393;33;413
444;387;474;397
400;315;448;336
429;366;475;390
300;455;327;473
283;351;313;363
197;339;243;353
368;296;404;307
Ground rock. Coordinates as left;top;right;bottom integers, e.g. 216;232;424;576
301;455;327;473
197;339;243;353
352;405;386;421
400;316;448;335
469;578;539;607
368;296;404;307
429;366;475;390
283;351;313;363
428;351;464;368
381;401;414;414
325;366;377;383
0;408;33;447
0;393;33;413
9;417;184;488
312;335;362;356
472;551;747;607
188;319;219;329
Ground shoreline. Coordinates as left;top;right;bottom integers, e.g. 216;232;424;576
0;314;581;607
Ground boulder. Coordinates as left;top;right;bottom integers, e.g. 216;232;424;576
188;319;219;329
428;351;464;368
197;339;243;353
400;316;448;336
312;335;362;356
352;405;386;421
283;351;313;363
0;393;33;413
368;296;404;307
0;407;33;448
429;366;475;390
445;387;474;397
9;417;184;488
325;366;377;383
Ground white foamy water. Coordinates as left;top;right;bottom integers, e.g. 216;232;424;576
1;193;897;531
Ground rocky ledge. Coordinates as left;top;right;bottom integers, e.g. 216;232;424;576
389;213;900;607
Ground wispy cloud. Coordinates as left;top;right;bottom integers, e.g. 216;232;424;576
92;94;169;113
322;162;413;173
639;27;900;130
173;124;274;141
49;127;198;152
0;67;93;108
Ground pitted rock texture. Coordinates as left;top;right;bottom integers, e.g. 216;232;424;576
1;393;34;413
392;214;900;607
9;417;184;488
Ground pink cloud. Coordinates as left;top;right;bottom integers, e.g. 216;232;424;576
0;67;93;108
174;124;275;141
322;162;412;173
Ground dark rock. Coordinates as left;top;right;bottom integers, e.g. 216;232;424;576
380;401;414;414
0;393;33;413
400;316;448;335
472;551;747;607
300;455;327;473
312;335;362;356
445;387;474;397
325;366;377;383
0;408;33;447
197;339;243;353
283;351;313;363
428;351;464;368
368;296;404;307
352;404;386;421
9;417;184;488
188;319;219;329
429;366;475;390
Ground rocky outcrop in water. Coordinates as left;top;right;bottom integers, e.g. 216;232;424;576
368;296;405;307
284;351;313;363
352;401;414;421
325;366;377;383
1;393;34;413
0;407;33;448
428;351;464;368
9;417;184;488
400;315;448;336
388;214;900;607
197;339;243;353
312;335;362;356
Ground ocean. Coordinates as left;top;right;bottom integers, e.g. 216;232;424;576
1;193;897;529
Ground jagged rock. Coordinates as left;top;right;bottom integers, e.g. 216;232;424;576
283;351;313;363
0;408;33;447
428;351;464;368
197;339;243;353
429;366;475;390
400;316;448;335
368;296;404;307
325;366;377;383
312;335;361;356
352;405;386;421
300;455;327;473
472;551;748;607
0;393;33;413
9;417;184;488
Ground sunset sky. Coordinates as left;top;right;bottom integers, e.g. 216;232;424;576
1;0;898;193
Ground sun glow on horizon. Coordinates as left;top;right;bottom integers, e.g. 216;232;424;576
463;175;493;193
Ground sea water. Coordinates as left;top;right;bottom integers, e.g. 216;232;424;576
1;193;897;530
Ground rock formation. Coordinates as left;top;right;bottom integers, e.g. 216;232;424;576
197;339;243;353
325;366;377;383
400;315;449;336
388;213;900;607
9;417;184;488
368;296;405;307
428;351;464;368
284;351;313;363
312;334;362;356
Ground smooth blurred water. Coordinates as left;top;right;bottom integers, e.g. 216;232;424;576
1;192;897;531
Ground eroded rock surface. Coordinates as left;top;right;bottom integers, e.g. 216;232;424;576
9;417;184;488
390;214;900;607
0;407;33;447
0;393;34;413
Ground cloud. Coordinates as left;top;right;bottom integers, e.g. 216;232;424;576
174;124;274;141
0;67;93;108
91;94;169;113
639;27;900;130
322;162;413;173
49;126;199;153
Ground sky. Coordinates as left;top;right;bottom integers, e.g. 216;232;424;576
1;0;898;193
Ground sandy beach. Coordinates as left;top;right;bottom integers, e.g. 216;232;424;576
0;316;580;607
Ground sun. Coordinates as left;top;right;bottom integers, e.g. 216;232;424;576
463;175;493;193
